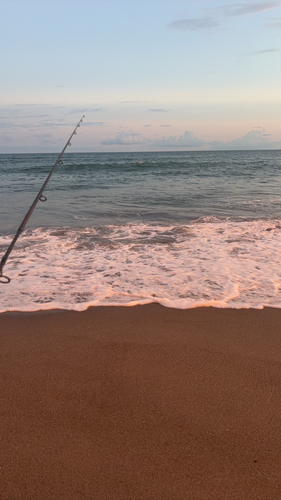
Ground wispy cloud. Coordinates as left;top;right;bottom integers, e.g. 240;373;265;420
0;119;82;130
34;133;54;145
25;114;50;118
143;124;151;127
7;114;50;120
34;133;52;138
267;17;281;27
0;135;13;144
120;101;152;104
160;125;171;128
169;2;280;34
168;17;218;31
82;121;105;127
147;108;170;113
252;48;280;53
0;122;17;129
68;107;102;114
220;2;279;17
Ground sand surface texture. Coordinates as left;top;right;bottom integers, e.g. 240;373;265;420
0;304;281;499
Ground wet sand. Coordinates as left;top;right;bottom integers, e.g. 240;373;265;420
0;304;281;499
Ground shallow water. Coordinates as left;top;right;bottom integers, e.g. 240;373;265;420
1;151;281;312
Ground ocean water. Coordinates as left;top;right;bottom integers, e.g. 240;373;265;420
1;150;281;312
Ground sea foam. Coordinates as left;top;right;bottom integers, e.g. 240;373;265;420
1;218;281;312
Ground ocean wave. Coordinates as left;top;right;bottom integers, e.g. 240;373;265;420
1;219;281;312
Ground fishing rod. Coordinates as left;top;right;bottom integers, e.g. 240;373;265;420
0;115;85;284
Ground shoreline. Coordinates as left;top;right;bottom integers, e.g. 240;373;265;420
0;301;276;317
1;304;281;499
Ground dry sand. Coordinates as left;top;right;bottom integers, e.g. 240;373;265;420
0;304;281;499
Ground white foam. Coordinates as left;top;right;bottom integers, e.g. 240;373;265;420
1;219;281;312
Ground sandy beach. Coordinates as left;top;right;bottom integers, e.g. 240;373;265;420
0;304;280;499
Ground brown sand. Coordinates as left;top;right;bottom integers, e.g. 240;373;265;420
0;304;281;500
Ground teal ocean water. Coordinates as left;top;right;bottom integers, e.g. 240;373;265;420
1;150;281;311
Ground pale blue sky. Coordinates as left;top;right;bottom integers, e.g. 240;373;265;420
1;0;281;152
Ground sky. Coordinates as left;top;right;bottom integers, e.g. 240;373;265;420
1;0;281;152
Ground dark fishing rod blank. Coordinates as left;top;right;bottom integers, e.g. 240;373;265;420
0;116;85;284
